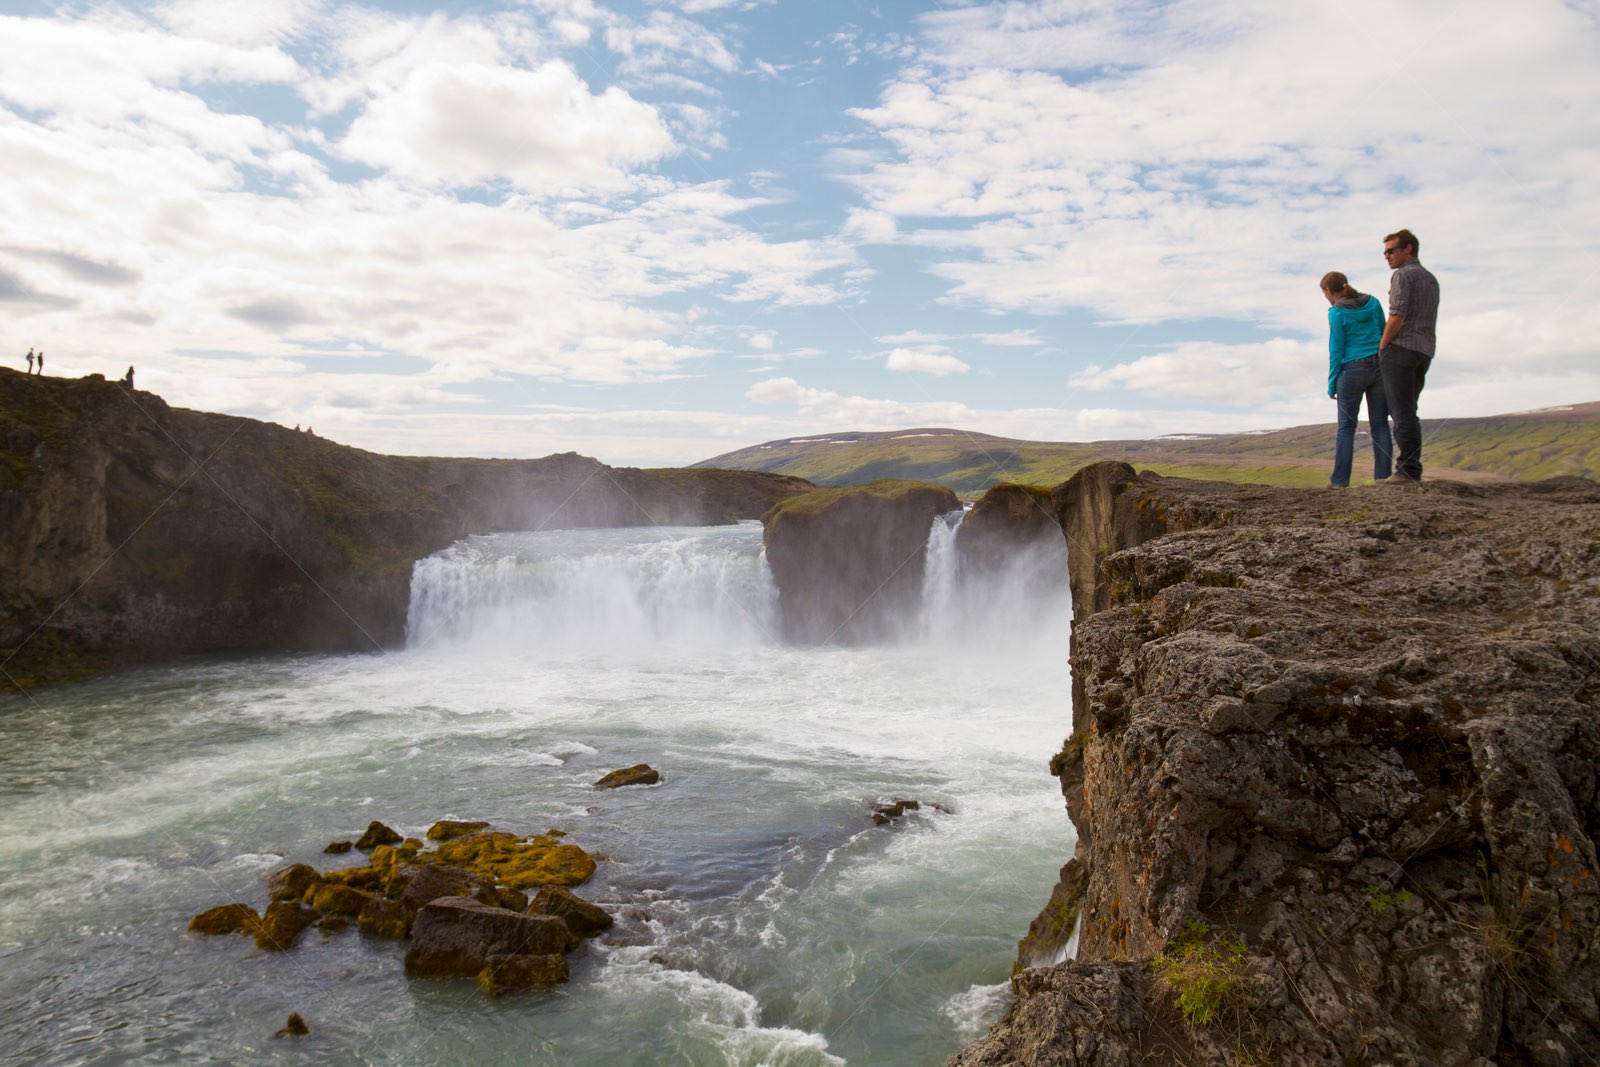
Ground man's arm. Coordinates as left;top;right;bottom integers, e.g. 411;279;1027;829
1380;312;1404;350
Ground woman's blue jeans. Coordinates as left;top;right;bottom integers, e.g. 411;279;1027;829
1332;357;1392;486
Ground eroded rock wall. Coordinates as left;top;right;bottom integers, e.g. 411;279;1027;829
959;462;1600;1066
761;479;959;643
0;370;810;685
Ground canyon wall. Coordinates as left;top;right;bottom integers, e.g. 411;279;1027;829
957;462;1600;1066
0;370;808;687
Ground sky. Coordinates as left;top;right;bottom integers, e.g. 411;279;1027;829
2;0;1598;467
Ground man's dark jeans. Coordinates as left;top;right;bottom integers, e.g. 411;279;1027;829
1380;343;1432;481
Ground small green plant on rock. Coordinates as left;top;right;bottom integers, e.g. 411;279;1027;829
1151;920;1259;1025
1365;884;1414;913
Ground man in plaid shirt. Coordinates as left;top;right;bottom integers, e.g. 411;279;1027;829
1378;228;1440;485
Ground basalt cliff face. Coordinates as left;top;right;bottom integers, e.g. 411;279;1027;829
0;370;809;687
957;463;1600;1066
761;479;960;643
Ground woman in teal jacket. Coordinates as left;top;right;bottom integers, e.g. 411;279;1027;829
1322;271;1392;486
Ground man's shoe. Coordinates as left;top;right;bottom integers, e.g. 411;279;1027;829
1376;474;1421;487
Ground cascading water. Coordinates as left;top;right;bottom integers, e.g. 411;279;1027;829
0;519;1075;1067
918;510;964;640
405;523;779;655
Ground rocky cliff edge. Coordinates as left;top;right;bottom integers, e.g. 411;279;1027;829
1;370;810;687
957;462;1600;1066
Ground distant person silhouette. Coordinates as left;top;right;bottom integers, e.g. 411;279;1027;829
36;351;44;376
26;348;34;374
122;366;135;388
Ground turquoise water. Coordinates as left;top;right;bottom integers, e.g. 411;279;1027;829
0;524;1074;1065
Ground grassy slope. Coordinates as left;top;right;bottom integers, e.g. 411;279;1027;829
694;404;1600;492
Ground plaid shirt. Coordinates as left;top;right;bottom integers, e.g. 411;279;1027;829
1387;259;1440;356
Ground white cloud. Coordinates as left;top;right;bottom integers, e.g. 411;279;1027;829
1069;338;1313;406
847;1;1600;335
157;0;323;47
886;347;970;376
339;58;675;191
604;10;739;76
975;329;1045;347
877;329;943;345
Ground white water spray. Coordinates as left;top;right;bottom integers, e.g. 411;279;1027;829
406;523;779;656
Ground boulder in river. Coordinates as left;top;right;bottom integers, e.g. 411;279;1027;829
253;901;318;951
273;1013;310;1038
266;863;321;902
529;886;614;938
308;883;377;918
427;819;491;841
354;821;404;850
188;903;260;936
593;764;660;789
404;896;577;978
357;896;409;940
419;832;596;890
477;953;569;996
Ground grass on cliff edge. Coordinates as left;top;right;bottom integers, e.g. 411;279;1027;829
760;479;955;521
1151;920;1262;1026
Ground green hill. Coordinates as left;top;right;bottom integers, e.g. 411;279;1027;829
695;402;1600;493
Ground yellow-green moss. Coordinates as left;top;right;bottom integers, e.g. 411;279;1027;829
424;831;597;889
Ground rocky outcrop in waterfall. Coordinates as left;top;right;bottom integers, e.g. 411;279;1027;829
956;462;1600;1066
954;483;1060;579
761;479;959;643
0;370;810;687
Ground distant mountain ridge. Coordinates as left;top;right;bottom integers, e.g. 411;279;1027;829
695;402;1600;492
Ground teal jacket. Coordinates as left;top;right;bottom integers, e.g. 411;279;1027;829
1327;294;1386;396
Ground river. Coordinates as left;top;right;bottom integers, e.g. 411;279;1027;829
0;518;1074;1065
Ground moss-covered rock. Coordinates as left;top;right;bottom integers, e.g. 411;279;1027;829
354;821;403;850
593;764;659;789
357;896;410;939
309;883;377;918
427;819;490;841
477;952;569;996
253;902;318;951
266;863;322;903
356;895;409;940
188;903;260;936
427;832;597;890
320;865;387;892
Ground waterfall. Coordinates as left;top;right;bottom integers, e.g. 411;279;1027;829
405;523;779;656
404;511;1069;658
918;510;964;640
